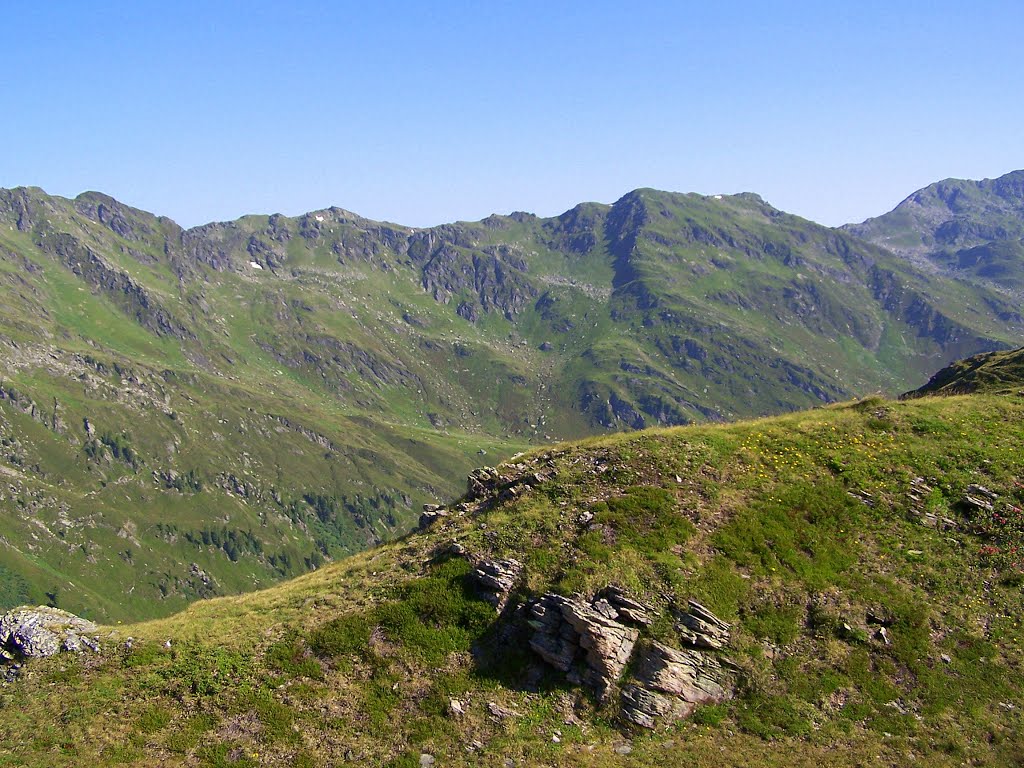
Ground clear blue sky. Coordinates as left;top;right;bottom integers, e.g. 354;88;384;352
2;1;1022;229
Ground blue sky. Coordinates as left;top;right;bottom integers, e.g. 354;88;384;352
2;1;1022;228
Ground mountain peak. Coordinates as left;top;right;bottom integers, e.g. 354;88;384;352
843;170;1024;296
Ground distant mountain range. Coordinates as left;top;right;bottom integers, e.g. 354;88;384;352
1;170;1023;620
845;169;1024;295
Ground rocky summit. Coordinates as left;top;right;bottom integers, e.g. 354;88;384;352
846;168;1024;296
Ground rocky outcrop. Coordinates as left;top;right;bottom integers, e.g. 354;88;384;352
524;590;734;727
466;466;504;499
46;233;195;340
0;606;99;663
675;599;730;650
73;192;158;244
410;236;538;322
962;483;998;515
465;465;553;505
869;265;999;356
906;477;958;530
471;558;523;611
528;593;640;700
419;504;448;529
0;383;47;426
602;585;654;627
620;602;735;729
621;642;733;728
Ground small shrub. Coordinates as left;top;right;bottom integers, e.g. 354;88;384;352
246;691;297;743
123;642;168;669
745;603;803;644
100;743;142;764
137;705;172;734
687;555;749;621
736;694;811;739
265;635;322;679
691;703;729;726
161;643;252;696
377;558;495;662
196;742;257;768
363;672;401;727
383;753;421;768
309;613;373;660
590;486;695;553
310;559;494;665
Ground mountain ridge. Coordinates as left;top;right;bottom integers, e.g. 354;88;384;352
902;345;1024;398
844;168;1024;296
0;179;1022;622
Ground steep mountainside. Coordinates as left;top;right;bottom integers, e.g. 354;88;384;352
903;346;1024;398
0;185;1021;621
1;384;1023;766
845;169;1024;295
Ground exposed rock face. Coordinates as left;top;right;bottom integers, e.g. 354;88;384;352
906;477;958;530
621;603;735;729
465;464;554;505
419;504;448;529
467;467;503;500
0;606;99;662
675;599;730;650
528;593;640;700
962;483;998;514
621;642;732;728
525;590;734;727
602;585;654;626
46;233;195;341
471;558;523;611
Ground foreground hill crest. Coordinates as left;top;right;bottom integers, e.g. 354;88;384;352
2;371;1024;765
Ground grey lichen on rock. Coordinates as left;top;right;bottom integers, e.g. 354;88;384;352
0;606;100;663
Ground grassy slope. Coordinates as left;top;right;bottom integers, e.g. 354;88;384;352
2;389;1023;766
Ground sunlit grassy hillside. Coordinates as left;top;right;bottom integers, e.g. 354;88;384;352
2;387;1022;767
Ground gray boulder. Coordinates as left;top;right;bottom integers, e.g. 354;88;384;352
0;606;99;662
528;592;641;700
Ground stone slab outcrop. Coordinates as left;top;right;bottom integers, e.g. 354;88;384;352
528;593;641;700
676;599;730;650
525;588;735;728
621;641;733;728
471;558;523;611
0;606;99;662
